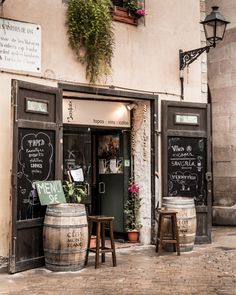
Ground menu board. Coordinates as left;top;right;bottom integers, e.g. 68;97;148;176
17;129;55;220
35;181;66;206
167;137;207;204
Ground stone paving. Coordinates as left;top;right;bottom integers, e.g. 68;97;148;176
0;226;236;295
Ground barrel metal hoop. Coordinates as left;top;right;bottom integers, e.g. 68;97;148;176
182;232;195;238
44;223;88;229
44;248;87;254
177;216;196;220
45;212;86;217
45;262;85;271
163;204;194;209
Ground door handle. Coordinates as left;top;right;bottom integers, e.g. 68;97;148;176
85;182;90;195
99;182;105;194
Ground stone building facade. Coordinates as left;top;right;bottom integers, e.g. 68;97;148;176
0;0;210;272
206;0;236;225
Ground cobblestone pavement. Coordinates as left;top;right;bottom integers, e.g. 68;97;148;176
0;226;236;295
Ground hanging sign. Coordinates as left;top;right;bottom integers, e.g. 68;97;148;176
0;18;41;73
63;99;131;128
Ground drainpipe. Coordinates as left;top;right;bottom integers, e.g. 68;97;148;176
180;69;184;100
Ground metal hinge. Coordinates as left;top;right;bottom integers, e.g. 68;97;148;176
205;172;212;182
11;173;17;188
11;80;18;123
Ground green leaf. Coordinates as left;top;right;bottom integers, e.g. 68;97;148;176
66;0;114;83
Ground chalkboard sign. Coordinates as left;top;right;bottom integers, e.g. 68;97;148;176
17;129;55;220
35;180;66;205
167;137;207;205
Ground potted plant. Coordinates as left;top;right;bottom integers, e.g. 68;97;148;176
123;0;146;19
124;178;142;243
63;181;87;204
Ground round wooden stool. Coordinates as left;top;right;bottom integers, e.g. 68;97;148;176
85;215;117;269
155;209;180;256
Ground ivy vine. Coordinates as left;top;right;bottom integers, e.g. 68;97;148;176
66;0;114;83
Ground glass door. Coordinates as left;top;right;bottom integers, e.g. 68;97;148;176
96;131;127;233
63;127;92;207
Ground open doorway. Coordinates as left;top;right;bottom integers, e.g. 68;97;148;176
63;126;131;239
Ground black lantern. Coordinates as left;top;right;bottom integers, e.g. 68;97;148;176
180;6;230;71
201;6;229;48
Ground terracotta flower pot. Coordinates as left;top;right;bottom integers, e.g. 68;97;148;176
90;235;96;248
127;230;139;243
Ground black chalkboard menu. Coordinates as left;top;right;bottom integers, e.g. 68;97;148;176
167;137;207;205
17;128;55;220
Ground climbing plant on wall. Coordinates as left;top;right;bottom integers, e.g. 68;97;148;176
66;0;114;83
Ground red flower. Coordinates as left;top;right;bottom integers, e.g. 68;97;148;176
128;181;140;194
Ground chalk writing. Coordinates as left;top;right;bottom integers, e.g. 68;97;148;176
17;129;55;220
168;137;207;205
18;132;53;178
35;180;66;206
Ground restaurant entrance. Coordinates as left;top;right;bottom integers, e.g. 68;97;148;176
63;127;131;237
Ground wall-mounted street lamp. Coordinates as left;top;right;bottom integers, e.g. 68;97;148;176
179;6;230;99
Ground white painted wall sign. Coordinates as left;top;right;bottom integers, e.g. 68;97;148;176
175;113;199;125
0;18;41;73
63;99;131;128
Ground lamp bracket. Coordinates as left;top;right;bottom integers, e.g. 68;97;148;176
179;45;211;70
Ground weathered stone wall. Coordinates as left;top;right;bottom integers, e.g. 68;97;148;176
207;0;236;224
131;102;151;244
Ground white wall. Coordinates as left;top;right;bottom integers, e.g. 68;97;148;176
1;0;205;101
0;77;11;258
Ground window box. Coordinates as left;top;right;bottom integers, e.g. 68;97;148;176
112;6;137;25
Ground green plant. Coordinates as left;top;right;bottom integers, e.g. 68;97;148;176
124;179;142;231
124;0;145;19
66;0;114;84
63;181;87;203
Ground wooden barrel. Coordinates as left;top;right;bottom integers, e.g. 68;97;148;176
43;203;88;271
162;197;196;252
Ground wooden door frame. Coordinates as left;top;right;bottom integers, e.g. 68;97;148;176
161;100;212;244
10;80;63;273
59;83;159;243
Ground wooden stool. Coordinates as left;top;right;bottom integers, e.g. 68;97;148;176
85;215;117;269
155;209;180;256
